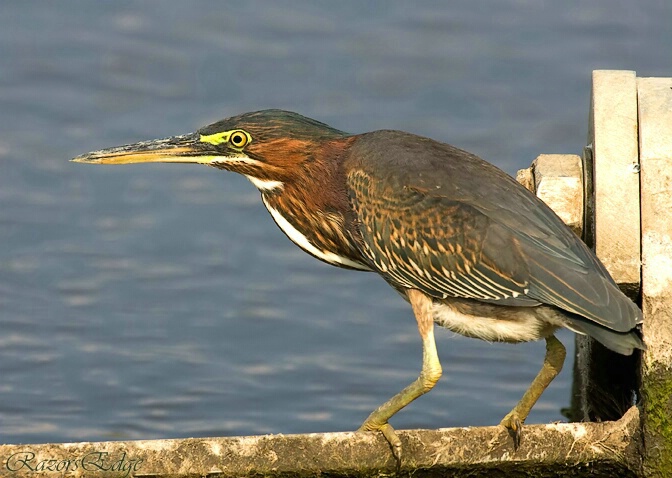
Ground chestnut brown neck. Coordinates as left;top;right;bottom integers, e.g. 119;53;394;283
259;136;370;271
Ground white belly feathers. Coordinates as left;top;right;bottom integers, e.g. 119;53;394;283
431;301;563;343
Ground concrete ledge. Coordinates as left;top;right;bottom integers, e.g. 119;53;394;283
0;407;641;477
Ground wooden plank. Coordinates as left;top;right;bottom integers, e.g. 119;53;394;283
0;407;641;478
638;76;672;478
588;70;641;299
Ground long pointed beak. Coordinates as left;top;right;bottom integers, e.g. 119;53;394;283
72;133;220;165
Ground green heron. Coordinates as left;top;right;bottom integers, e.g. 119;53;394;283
73;109;644;464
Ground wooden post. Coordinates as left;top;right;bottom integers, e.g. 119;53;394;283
638;76;672;478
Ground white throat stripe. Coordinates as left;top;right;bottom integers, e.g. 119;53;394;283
246;175;284;191
262;198;371;271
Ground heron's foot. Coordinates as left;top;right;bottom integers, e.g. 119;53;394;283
500;411;523;450
359;422;402;472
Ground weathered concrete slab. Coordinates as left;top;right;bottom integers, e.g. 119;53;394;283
532;154;583;236
638;76;672;478
588;70;641;299
0;407;641;477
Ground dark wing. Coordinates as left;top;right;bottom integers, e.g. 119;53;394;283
348;169;536;305
345;131;642;332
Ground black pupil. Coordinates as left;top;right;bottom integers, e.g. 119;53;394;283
232;134;243;145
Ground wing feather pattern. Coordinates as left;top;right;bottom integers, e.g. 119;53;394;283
345;131;642;333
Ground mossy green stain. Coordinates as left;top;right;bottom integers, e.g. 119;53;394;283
642;366;672;476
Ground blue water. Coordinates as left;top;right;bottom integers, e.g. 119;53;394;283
1;0;669;444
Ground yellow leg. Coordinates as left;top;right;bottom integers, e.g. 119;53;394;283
500;335;566;449
359;289;442;468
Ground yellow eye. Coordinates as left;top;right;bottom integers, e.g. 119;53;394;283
229;130;249;148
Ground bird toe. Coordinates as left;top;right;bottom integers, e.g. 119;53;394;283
500;412;523;450
359;421;402;471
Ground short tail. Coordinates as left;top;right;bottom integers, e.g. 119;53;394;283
566;316;645;355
